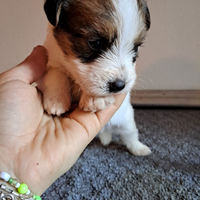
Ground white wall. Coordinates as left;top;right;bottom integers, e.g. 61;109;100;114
0;0;47;73
0;0;200;90
136;0;200;90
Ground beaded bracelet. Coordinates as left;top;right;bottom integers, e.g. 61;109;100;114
0;171;41;200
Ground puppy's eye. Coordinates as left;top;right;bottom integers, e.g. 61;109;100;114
133;42;143;53
88;40;101;50
132;57;136;63
133;46;138;53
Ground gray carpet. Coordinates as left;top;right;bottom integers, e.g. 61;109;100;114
42;108;200;200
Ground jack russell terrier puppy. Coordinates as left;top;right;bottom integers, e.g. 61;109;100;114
37;0;151;156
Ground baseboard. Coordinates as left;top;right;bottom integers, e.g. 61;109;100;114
131;90;200;107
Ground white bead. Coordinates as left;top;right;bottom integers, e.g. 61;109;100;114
0;171;10;181
15;182;20;188
26;189;30;195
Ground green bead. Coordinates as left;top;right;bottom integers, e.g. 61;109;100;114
17;183;28;194
11;179;17;186
33;195;41;200
8;178;13;183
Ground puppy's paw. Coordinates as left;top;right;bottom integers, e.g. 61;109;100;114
79;95;115;112
129;141;151;156
99;130;112;146
36;67;72;116
43;93;71;116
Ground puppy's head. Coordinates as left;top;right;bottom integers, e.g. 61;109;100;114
44;0;150;96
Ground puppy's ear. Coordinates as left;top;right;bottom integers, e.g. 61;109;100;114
44;0;65;26
137;0;151;31
144;6;151;31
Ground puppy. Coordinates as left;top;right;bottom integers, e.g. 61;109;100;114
37;0;151;156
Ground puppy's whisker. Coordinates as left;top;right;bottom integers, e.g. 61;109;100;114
133;81;147;92
80;86;91;100
131;89;137;94
137;74;153;83
71;78;88;95
136;78;147;86
66;82;76;94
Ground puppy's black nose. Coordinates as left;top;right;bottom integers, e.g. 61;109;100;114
109;79;125;93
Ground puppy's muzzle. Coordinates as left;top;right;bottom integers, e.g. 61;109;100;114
109;79;125;93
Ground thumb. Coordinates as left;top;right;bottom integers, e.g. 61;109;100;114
0;46;48;85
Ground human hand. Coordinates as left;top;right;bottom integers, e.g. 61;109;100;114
0;46;126;195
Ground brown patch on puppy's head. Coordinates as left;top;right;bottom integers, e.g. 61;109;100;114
45;0;118;63
137;0;151;31
131;0;150;62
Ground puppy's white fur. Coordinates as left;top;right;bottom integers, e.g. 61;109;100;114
38;0;151;156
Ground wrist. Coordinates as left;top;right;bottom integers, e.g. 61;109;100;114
0;171;41;200
0;153;16;182
0;143;47;196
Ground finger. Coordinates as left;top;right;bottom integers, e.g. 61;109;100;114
0;46;48;85
96;93;127;128
17;45;48;83
63;93;127;142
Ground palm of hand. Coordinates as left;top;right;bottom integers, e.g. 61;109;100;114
0;64;97;195
0;77;88;194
